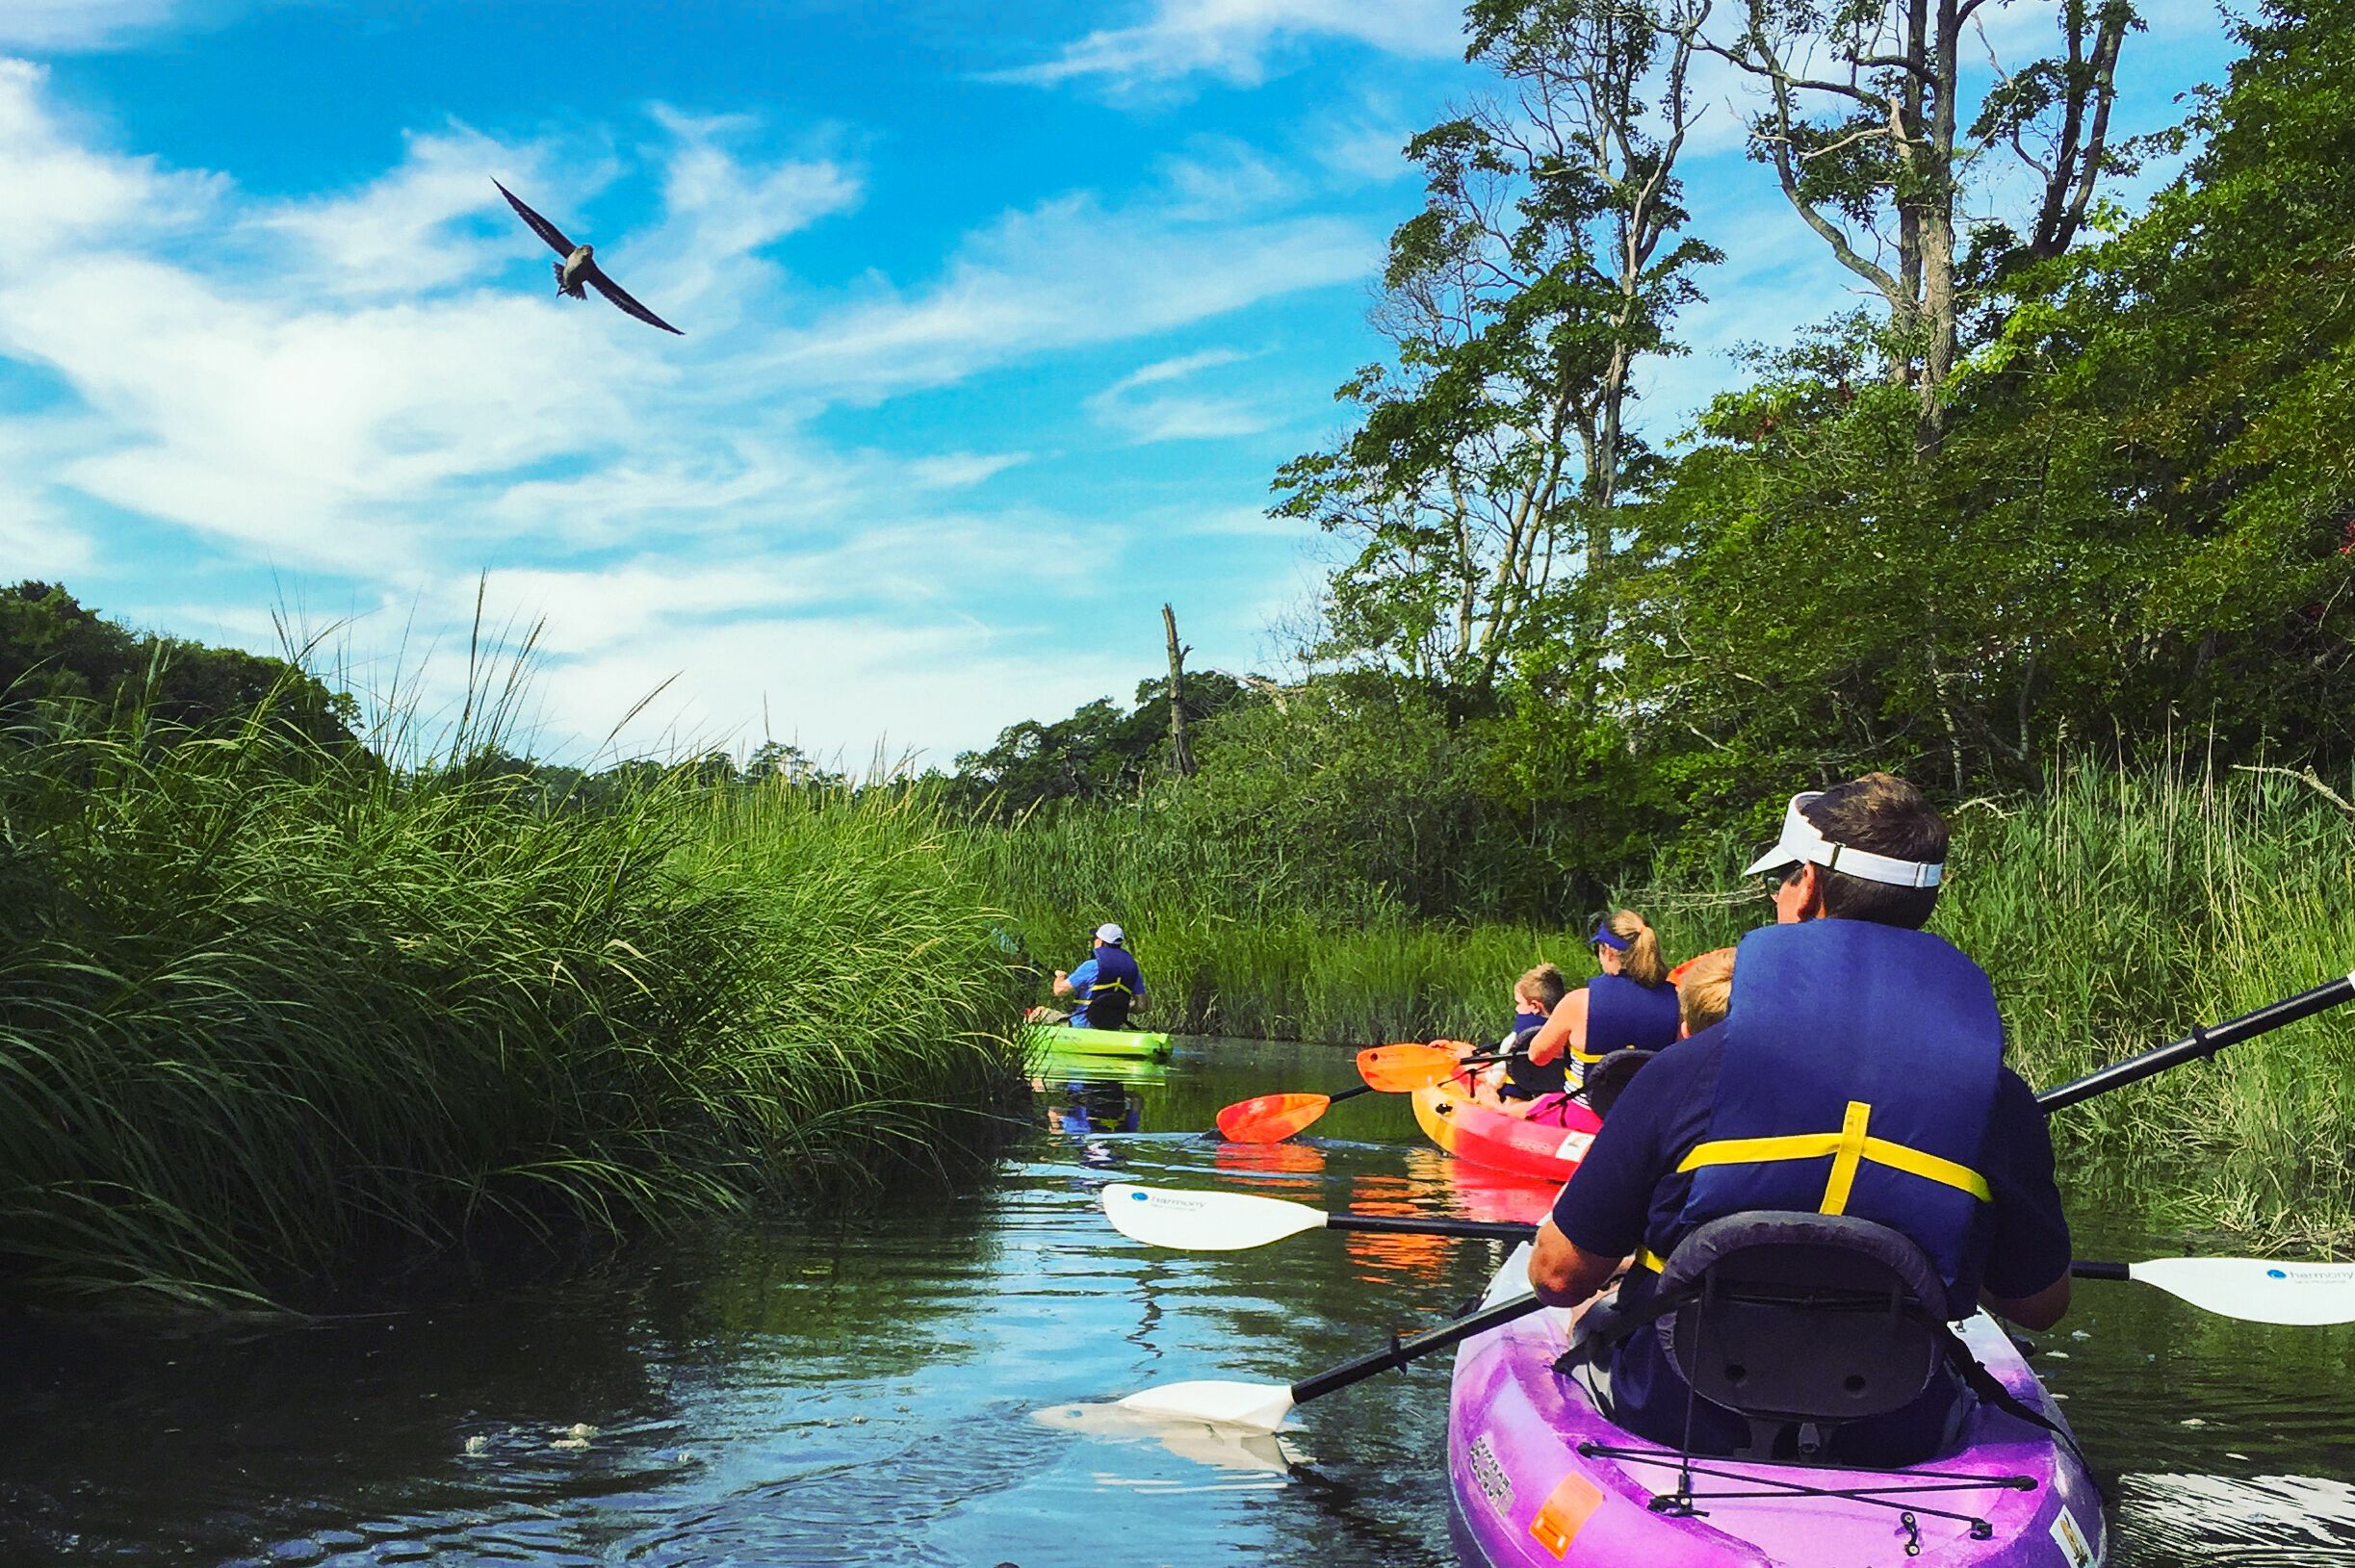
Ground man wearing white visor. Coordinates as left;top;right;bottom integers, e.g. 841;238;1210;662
1747;780;1944;930
1528;773;2073;1466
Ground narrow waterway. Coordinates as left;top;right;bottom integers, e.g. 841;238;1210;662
4;1037;2350;1566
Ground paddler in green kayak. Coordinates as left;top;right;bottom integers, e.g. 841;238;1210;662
1046;922;1149;1031
1527;772;2074;1465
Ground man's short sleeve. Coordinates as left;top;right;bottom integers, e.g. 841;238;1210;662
1067;959;1100;990
1549;1028;1721;1258
1978;1067;2072;1300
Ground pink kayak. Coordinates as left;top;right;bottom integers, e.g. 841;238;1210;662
1412;1081;1601;1184
1449;1246;2107;1568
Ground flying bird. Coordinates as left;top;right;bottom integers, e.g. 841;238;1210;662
493;179;684;335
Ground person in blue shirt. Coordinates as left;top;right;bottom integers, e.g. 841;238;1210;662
1514;909;1680;1108
1052;923;1148;1030
1527;773;2072;1464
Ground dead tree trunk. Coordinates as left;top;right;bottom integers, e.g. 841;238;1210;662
1162;603;1194;777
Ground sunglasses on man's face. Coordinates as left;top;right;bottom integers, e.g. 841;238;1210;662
1760;865;1805;896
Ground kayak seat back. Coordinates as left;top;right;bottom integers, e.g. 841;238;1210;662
1656;1211;1951;1459
1582;1048;1653;1118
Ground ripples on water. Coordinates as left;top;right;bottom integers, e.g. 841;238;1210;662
1;1039;2349;1566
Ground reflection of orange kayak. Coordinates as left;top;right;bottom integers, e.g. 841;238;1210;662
1337;1174;1454;1283
1213;1139;1327;1178
1410;1081;1600;1184
1402;1145;1559;1228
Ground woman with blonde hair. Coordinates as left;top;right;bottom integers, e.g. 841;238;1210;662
1518;910;1680;1093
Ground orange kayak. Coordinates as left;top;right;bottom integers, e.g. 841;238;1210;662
1410;1079;1599;1184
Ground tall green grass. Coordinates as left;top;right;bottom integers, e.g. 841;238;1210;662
979;759;2355;1243
0;694;1030;1310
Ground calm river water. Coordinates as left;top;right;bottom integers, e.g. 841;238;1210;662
4;1037;2351;1566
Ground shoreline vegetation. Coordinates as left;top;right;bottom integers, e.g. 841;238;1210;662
2;600;2349;1317
10;3;2355;1308
980;758;2355;1247
0;665;1033;1311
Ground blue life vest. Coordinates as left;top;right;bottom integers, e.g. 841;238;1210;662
1075;944;1144;1027
1658;920;2005;1304
1500;1015;1564;1099
1578;972;1680;1065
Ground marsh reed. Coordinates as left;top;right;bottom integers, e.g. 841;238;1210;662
0;688;1029;1309
981;758;2355;1242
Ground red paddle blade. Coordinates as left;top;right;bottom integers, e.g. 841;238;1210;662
1357;1042;1471;1092
1215;1092;1334;1144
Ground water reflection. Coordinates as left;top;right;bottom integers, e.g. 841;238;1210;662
2;1036;2348;1568
1401;1145;1558;1229
1214;1139;1328;1179
1036;1073;1141;1135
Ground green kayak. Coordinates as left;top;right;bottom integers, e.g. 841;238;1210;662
1032;1022;1173;1059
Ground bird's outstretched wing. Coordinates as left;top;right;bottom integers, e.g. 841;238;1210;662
493;179;576;258
582;264;685;335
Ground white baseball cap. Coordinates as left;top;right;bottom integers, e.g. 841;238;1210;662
1742;792;1943;887
1095;923;1126;944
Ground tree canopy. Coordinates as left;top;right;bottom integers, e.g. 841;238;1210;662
0;581;361;748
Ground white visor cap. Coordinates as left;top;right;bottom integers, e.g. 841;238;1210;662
1742;792;1944;888
1095;923;1126;944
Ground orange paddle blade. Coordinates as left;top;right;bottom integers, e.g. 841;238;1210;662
1357;1041;1472;1092
1216;1092;1335;1144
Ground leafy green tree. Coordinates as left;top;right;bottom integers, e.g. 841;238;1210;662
950;672;1253;818
745;740;848;790
1617;0;2355;802
1694;0;2141;453
1976;0;2355;751
1274;0;1716;691
0;581;361;749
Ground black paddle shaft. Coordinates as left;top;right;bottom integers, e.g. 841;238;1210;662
1326;1215;1536;1242
1291;1291;1548;1404
2034;973;2355;1113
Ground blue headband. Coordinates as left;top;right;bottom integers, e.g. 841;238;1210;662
1590;923;1631;951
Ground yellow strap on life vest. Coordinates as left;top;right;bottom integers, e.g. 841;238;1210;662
1569;1042;1609;1065
1672;1099;1992;1210
1089;978;1134;995
1636;1247;1669;1274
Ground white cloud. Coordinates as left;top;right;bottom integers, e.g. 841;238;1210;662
904;450;1028;489
1100;393;1273;444
758;192;1371;401
1102;347;1251;398
1088;346;1273;443
1158;137;1293;216
0;60;223;258
0;58;1383;762
0;502;91;578
0;0;193;51
254;125;568;298
1005;0;1465;90
526;610;1113;770
1306;106;1415;186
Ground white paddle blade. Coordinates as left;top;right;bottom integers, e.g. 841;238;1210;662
2132;1257;2355;1325
1100;1184;1328;1251
1116;1378;1297;1432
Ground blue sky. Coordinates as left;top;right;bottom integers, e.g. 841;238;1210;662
0;0;2239;769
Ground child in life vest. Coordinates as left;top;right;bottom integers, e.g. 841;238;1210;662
1465;964;1567;1102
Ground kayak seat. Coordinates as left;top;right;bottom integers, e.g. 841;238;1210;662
1655;1211;1951;1461
1582;1048;1653;1118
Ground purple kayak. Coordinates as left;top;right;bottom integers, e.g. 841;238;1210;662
1449;1246;2107;1568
